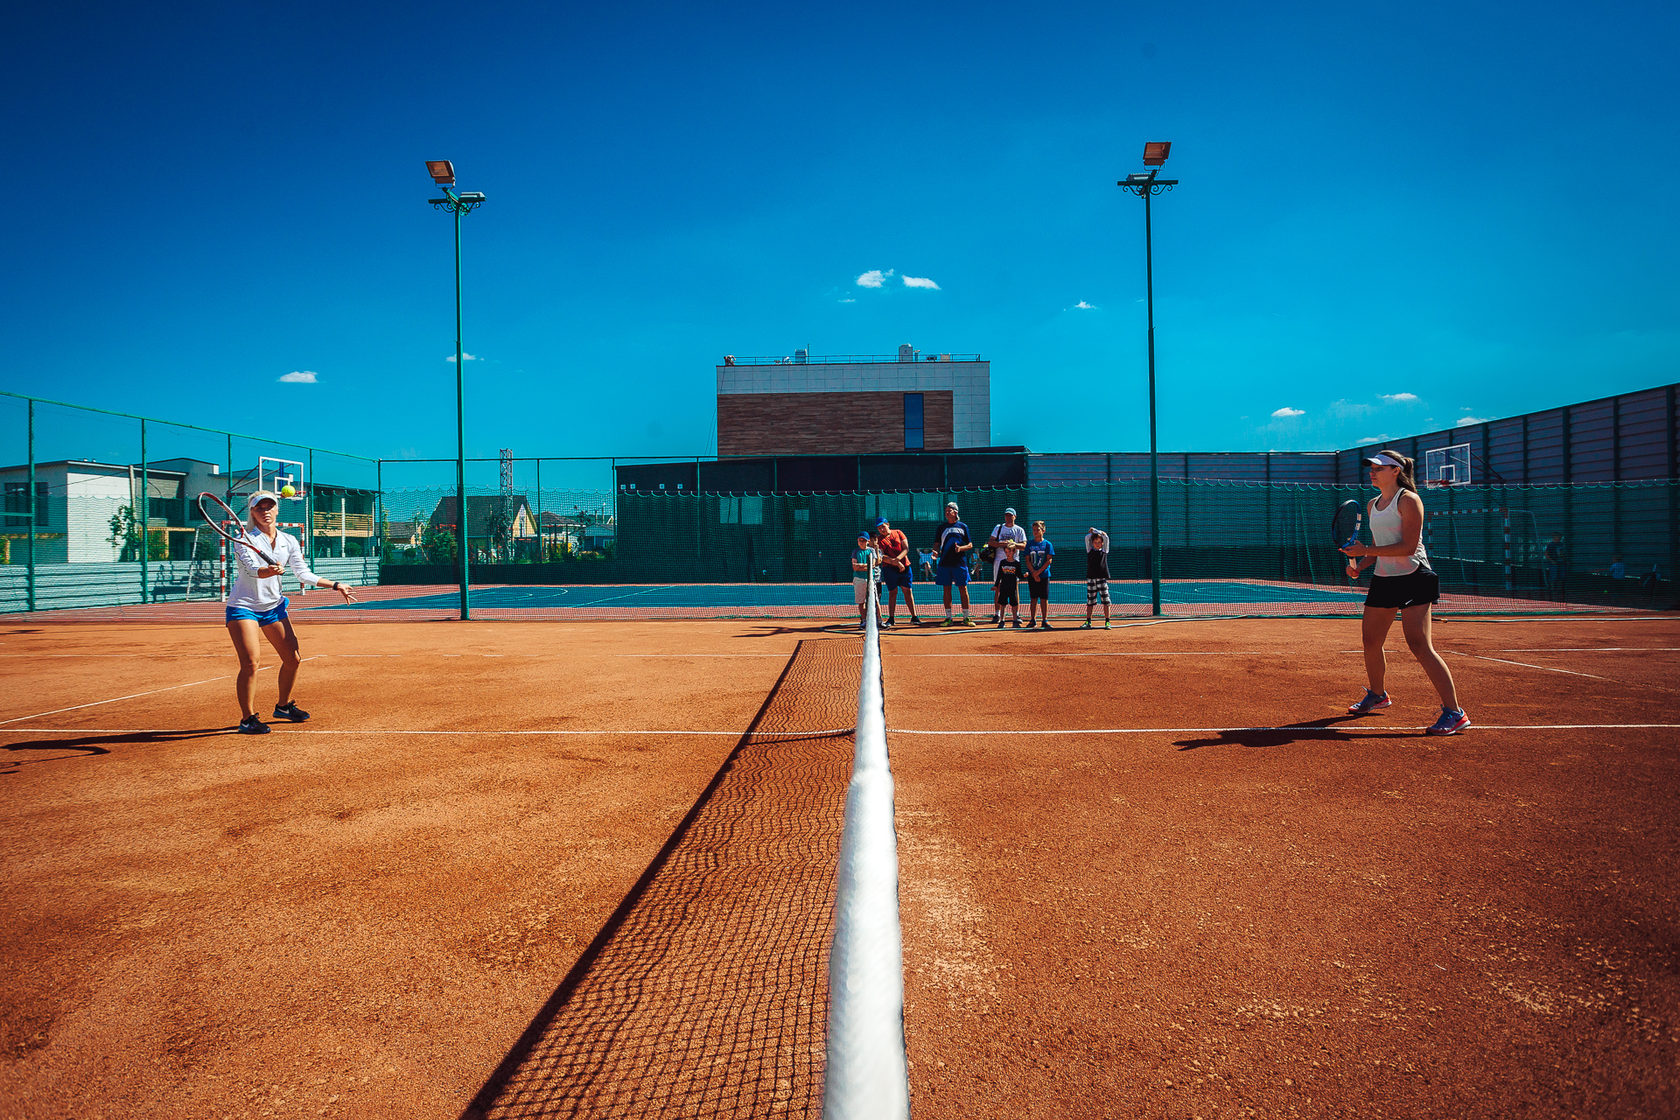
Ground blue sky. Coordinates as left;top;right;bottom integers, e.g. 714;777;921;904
5;0;1677;473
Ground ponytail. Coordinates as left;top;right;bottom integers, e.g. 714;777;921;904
1377;448;1418;493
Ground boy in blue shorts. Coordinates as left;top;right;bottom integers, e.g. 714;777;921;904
934;501;976;625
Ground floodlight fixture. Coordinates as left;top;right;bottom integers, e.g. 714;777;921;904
1142;141;1172;166
426;160;456;186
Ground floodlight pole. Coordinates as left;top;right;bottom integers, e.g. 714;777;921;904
1119;159;1177;616
428;169;486;620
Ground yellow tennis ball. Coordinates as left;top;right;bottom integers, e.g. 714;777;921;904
280;485;297;497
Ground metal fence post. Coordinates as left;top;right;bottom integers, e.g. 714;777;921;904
26;399;36;612
139;418;149;604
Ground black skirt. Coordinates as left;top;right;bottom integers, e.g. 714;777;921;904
1366;566;1440;609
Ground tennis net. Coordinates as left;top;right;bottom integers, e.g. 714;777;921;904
823;558;911;1120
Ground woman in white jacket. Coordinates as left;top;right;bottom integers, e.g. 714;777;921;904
225;490;356;735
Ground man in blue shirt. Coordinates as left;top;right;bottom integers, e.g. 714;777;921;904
934;501;976;626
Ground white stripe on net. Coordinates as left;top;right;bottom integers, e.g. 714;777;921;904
823;557;910;1120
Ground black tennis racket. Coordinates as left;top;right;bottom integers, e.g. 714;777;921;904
1332;499;1363;551
197;492;276;567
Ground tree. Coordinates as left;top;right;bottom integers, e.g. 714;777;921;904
109;504;142;561
423;522;457;565
486;500;513;562
107;504;164;561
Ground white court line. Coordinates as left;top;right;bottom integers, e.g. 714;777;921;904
1446;651;1609;680
0;655;321;727
0;668;276;727
616;653;799;658
5;723;1678;739
887;723;1680;735
1;726;857;738
1496;647;1680;653
891;650;1279;658
567;585;673;606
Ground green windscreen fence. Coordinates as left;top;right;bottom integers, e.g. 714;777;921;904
3;391;1674;618
0;391;379;613
377;477;1679;615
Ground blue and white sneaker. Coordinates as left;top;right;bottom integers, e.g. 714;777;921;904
1426;708;1471;736
1347;689;1392;715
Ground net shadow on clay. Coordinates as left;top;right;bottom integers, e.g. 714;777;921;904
460;639;859;1120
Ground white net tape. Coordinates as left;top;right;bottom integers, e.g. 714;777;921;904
823;558;911;1120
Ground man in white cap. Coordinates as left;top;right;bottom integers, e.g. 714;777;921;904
986;507;1027;623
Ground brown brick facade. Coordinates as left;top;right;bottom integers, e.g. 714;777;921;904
717;391;954;456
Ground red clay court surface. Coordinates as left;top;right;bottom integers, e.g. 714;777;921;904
1;613;1676;1119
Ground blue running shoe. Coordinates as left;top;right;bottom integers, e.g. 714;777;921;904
1426;708;1471;736
272;701;311;723
237;714;271;735
1348;689;1391;715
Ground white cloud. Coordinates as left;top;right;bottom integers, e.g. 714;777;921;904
838;297;856;304
902;275;940;290
1070;300;1097;311
856;269;894;288
278;371;318;384
1271;407;1305;419
1457;415;1487;426
1381;392;1419;403
445;352;481;363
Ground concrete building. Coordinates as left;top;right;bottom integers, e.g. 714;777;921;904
716;345;990;455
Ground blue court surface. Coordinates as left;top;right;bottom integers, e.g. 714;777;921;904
338;580;1365;611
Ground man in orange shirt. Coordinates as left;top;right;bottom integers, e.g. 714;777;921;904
872;517;922;627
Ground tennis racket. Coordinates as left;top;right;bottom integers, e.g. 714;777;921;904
197;492;277;567
1332;499;1363;551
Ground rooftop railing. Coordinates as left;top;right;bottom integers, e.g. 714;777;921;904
720;353;983;366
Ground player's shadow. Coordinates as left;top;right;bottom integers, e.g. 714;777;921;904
0;728;229;773
459;639;857;1120
1175;716;1400;751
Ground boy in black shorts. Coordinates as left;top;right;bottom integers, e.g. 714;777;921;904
994;542;1023;628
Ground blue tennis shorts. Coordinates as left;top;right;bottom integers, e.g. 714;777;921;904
226;597;290;626
934;563;970;587
881;563;913;589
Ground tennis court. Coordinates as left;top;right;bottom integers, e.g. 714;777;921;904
2;613;1677;1118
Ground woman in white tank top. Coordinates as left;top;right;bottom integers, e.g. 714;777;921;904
1339;451;1470;735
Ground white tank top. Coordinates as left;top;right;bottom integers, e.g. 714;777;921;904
1368;491;1429;577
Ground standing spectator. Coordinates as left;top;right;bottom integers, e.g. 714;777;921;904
994;542;1024;628
985;508;1028;622
872;516;921;627
850;531;878;629
1543;533;1566;600
1023;520;1055;629
1082;527;1112;629
934;501;976;626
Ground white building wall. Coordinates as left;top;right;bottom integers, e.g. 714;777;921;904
65;469;133;562
717;359;992;448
